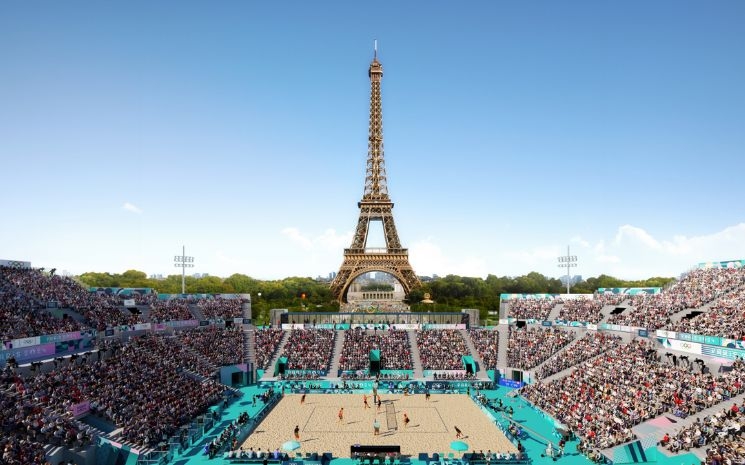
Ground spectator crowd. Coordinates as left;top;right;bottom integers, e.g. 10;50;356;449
338;328;412;372
534;332;622;379
521;340;745;451
507;298;561;321
178;326;244;367
417;329;469;370
149;299;194;322
282;329;336;372
197;297;244;319
507;327;575;370
608;268;745;329
467;328;499;369
667;287;745;339
255;328;285;369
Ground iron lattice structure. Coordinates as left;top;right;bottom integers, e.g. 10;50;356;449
330;52;421;303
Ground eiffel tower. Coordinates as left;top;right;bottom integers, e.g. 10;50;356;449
330;48;421;303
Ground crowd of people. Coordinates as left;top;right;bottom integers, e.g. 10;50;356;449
338;328;412;371
7;333;223;449
416;329;469;370
197;297;243;319
1;266;138;331
663;402;745;459
282;329;336;372
507;298;560;321
467;328;499;369
608;267;745;329
255;328;285;369
557;295;625;324
667;287;745;338
1;364;84;465
0;283;81;342
177;326;244;367
148;299;194;322
533;332;622;379
521;340;745;451
507;327;575;370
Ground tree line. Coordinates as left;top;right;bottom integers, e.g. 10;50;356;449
78;269;674;320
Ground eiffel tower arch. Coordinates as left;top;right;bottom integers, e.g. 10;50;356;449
330;48;421;303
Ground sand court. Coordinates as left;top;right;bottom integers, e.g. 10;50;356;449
241;394;517;457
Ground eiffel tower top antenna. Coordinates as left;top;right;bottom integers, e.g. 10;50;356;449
364;40;388;203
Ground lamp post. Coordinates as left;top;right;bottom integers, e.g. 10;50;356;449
557;246;577;294
174;245;194;294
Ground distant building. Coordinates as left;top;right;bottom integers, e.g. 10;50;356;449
559;275;583;286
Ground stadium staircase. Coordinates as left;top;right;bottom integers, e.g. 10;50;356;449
459;329;491;380
327;329;346;377
546;303;564;321
190;303;206;321
262;331;290;380
407;330;424;379
243;327;256;373
496;324;509;370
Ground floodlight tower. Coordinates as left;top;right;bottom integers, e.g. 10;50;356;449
557;246;578;294
174;245;194;294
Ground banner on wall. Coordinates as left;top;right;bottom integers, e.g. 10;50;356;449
587;324;598;331
658;337;702;355
702;345;745;360
0;343;56;363
281;324;307;330
0;259;31;268
597;287;661;295
656;329;677;339
698;259;745;269
391;324;420;330
70;401;90;418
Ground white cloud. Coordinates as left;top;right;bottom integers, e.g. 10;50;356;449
410;237;488;277
508;222;745;279
122;202;142;214
281;227;352;252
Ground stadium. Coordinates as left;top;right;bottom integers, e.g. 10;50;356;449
3;5;744;465
3;259;745;465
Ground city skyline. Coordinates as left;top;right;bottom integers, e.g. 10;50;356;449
1;2;744;281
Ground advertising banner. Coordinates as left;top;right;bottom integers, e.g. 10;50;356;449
391;324;420;330
70;401;90;418
123;299;136;307
281;324;306;330
498;379;524;388
501;293;558;301
698;260;745;269
166;320;199;329
702;345;745;360
5;336;41;349
587;324;598;331
656;329;677;339
0;343;56;364
422;324;466;330
0;259;31;268
597;287;661;295
40;331;82;344
659;338;702;355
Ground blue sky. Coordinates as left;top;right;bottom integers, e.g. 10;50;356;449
1;1;744;281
